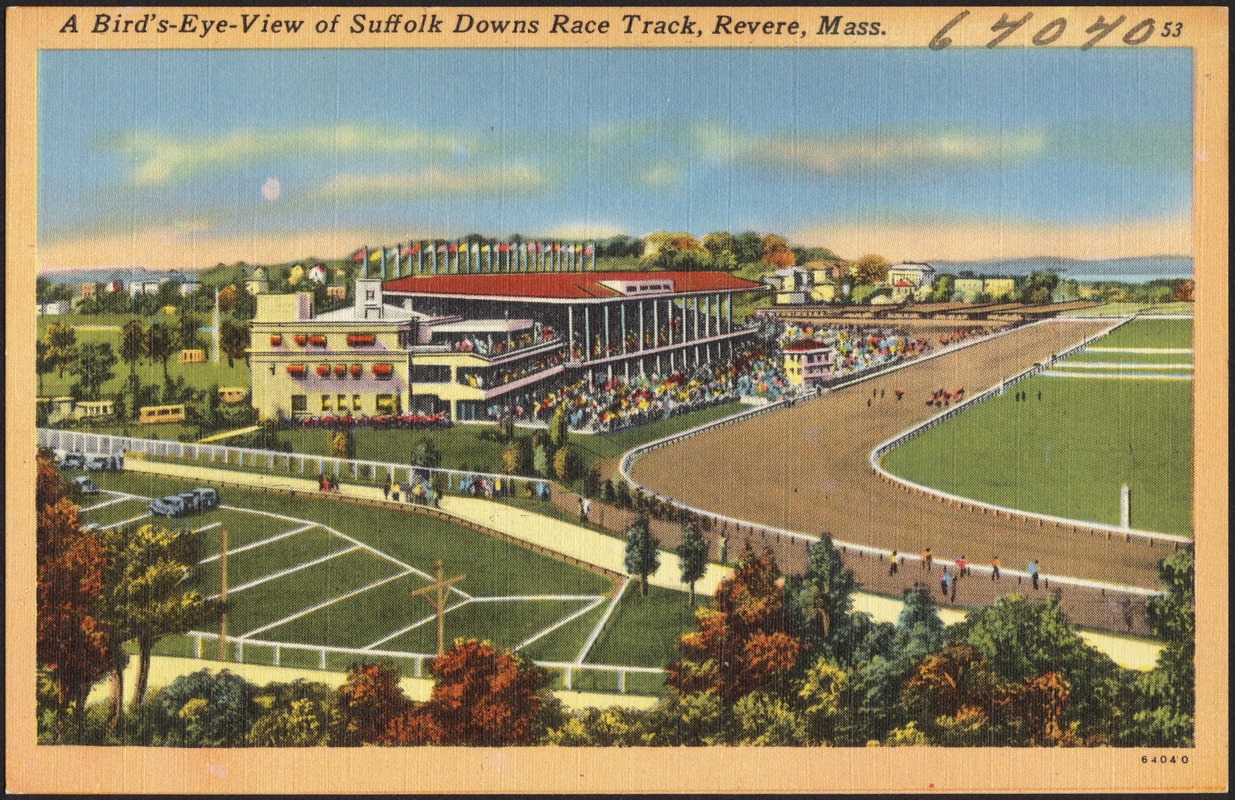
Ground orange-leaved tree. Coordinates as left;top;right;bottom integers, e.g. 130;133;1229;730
36;450;111;740
383;638;545;746
667;543;800;703
328;662;411;746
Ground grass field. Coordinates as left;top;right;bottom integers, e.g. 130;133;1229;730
36;313;252;399
74;469;681;692
1061;302;1193;317
881;319;1193;535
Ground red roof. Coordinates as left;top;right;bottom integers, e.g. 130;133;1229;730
894;280;913;287
382;270;761;300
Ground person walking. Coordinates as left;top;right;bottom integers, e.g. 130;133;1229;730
888;550;899;577
1028;559;1040;590
956;555;968;578
939;567;951;598
867;398;872;408
990;555;1001;581
922;546;933;571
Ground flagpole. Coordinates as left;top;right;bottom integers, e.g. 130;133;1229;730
362;246;368;278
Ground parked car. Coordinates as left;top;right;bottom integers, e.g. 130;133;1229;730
85;454;123;471
72;476;100;495
60;452;86;469
148;487;218;517
148;495;186;517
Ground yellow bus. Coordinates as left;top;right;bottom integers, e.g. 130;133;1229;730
138;404;186;424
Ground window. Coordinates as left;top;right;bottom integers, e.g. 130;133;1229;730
321;394;331;411
353;394;363;411
456;400;483;421
365;290;376;300
410;364;451;384
376;394;396;414
291;395;307;412
337;393;347;410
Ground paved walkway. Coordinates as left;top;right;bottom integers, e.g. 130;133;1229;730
197;425;261;443
440;496;734;596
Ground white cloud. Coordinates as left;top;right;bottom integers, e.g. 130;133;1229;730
312;164;547;201
112;124;470;187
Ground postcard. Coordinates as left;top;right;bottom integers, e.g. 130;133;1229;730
6;5;1227;794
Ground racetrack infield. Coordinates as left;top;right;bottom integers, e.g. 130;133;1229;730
630;319;1170;591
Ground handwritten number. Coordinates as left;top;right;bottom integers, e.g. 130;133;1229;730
987;12;1033;48
1122;18;1155;45
929;10;969;50
1032;17;1067;46
1160;22;1183;37
1081;15;1126;49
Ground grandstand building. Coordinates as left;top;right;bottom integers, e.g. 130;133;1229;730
250;271;761;422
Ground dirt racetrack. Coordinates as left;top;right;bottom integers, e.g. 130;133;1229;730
631;319;1171;591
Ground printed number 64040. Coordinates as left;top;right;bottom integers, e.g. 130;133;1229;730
930;11;1184;50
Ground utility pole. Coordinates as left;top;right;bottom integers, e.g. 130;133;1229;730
410;559;465;655
217;527;228;660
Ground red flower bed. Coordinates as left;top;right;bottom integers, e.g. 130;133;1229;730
293;334;308;347
372;363;393;378
349;364;362;378
286;364;306;377
347;333;376;347
308;335;327;347
316;364;330;377
333;364;347;377
270;334;283;346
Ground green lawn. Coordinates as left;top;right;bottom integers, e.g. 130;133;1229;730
79;471;617;663
77;497;150;527
520;600;611;663
881;373;1192;535
1062;302;1194;318
1067;351;1193;365
1087;318;1193;349
587;584;700;668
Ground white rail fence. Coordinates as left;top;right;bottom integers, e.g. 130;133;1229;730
184;631;663;693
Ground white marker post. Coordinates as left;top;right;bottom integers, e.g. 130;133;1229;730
1120;484;1131;529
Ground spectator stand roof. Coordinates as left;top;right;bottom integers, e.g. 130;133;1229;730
382;270;762;303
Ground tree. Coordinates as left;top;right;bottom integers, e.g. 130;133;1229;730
532;443;550;477
785;535;857;660
929;274;956;302
286;264;305;287
1129;548;1195;745
900;642;1001;746
331;428;354;460
553;445;580;482
549;404;569;448
385;638;545;745
156;669;260;747
411;436;442;469
69;342;117;400
101;523;206;710
765;248;795;268
43;321;79;379
702;231;736;259
668;543;800;703
37;491;110;741
676;519;708;607
144;322;175;384
953;594;1121;742
1171;279;1194;302
217;284;239;312
177;313;203;350
733;231;764;264
797;657;848;744
219;320;249;368
36;340;52;396
328;662;411;746
853;254;890;284
1019;270;1059;305
119;320;146;413
502;440;523;474
247;679;334;746
623;514;660;597
731;691;808;745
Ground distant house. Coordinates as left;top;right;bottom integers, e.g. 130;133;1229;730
180;276;201;296
782;339;836;386
886;262;936;302
37;301;72;315
325;285;347;300
79;283;96;299
954;276;1016;302
129;278;166;296
308;263;328;284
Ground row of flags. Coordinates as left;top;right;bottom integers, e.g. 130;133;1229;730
350;240;598;278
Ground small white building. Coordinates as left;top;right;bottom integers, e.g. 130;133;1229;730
308;263;328;284
37;301;72;315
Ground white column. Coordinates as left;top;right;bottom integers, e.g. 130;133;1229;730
620;304;628;354
604;304;611;359
638;300;645;351
568;306;575;360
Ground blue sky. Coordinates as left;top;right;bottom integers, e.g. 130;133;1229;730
38;47;1192;269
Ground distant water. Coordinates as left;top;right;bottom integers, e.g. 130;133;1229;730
930;256;1192;283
